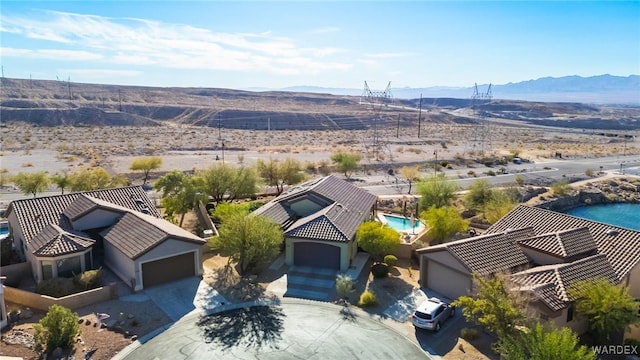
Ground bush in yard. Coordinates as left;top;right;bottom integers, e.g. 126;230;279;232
33;304;80;354
358;290;378;307
460;327;479;341
36;278;75;298
74;268;103;290
383;254;398;267
371;262;389;278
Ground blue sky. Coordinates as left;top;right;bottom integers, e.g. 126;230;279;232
1;1;639;90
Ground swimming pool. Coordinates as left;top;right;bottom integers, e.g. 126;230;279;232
382;214;422;233
566;203;640;231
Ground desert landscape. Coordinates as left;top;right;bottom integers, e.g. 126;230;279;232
1;77;639;187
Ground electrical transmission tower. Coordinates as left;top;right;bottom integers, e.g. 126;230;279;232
465;83;493;155
360;81;394;163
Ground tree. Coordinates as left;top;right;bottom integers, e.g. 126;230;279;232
356;221;400;262
68;167;127;191
198;164;257;203
422;205;468;244
454;273;527;338
399;166;421;194
51;172;71;194
12;171;50;197
209;209;283;275
483;188;519;224
33;305;80;354
255;157;305;195
464;179;494;211
567;278;640;342
330;151;361;179
416;173;458;211
500;322;596;360
130;156;162;185
155;170;204;226
335;274;355;301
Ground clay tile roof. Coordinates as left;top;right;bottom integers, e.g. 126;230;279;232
517;227;597;258
285;203;349;242
100;212;204;260
254;175;377;242
7;186;160;249
512;253;619;311
29;224;95;257
418;228;533;275
488;205;640;280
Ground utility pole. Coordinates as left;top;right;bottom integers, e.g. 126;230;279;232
118;89;122;112
433;150;438;175
218;113;224;164
417;94;422;138
67;76;72;100
396;114;400;138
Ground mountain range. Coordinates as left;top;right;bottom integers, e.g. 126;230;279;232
258;74;639;104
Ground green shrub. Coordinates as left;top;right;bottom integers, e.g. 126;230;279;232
371;263;389;278
460;327;479;341
486;170;496;176
551;181;572;195
36;278;75;298
74;268;103;290
383;255;398;267
33;305;79;354
358;290;378;307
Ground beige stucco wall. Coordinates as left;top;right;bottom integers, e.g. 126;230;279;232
70;208;122;231
3;284;116;312
519;247;564;266
103;241;137;290
285;238;349;272
7;211;26;260
625;261;640;299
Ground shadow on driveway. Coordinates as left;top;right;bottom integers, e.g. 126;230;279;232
197;305;285;350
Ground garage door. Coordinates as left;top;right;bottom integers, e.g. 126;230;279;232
426;260;471;300
142;252;195;288
293;242;340;270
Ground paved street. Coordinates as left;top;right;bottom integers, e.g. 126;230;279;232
116;299;431;360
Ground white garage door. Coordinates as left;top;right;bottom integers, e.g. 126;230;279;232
426;260;471;301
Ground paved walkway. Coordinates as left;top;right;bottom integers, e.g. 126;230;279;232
115;298;430;360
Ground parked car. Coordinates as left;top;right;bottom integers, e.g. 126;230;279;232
411;298;455;331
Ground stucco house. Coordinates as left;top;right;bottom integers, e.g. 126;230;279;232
253;175;377;272
417;204;640;333
4;186;205;291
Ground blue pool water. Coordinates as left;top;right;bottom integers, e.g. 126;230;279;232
566;203;640;231
383;214;422;232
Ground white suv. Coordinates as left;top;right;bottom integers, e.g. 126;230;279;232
411;298;455;331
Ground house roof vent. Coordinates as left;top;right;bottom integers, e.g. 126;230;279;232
605;228;619;236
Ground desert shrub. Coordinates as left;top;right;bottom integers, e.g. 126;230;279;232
335;274;355;301
585;168;594;177
370;263;389;278
36;278;75;298
467;170;476;177
486;170;496;176
383;255;398;267
460;327;479;341
74;268;103;290
33;305;79;354
358;290;378;307
551;181;572;196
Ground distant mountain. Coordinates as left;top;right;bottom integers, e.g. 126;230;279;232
267;75;640;104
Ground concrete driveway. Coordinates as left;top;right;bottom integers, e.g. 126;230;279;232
116;299;431;360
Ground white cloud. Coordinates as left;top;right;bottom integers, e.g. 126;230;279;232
365;52;413;59
0;10;351;75
60;68;142;79
311;27;340;34
1;47;103;61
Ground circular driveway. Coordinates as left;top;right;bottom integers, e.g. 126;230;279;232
119;299;429;359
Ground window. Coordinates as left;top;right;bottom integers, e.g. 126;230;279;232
567;303;575;322
57;256;81;278
41;260;53;280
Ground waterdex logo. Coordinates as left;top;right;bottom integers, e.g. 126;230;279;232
591;345;639;356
